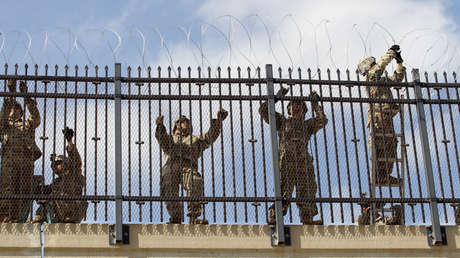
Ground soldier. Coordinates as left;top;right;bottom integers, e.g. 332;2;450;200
0;80;41;223
33;127;87;223
155;109;228;224
259;88;328;225
358;45;406;186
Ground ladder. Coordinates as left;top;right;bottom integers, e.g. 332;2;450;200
368;103;408;225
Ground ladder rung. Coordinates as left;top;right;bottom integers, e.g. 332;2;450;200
373;133;403;137
376;158;403;162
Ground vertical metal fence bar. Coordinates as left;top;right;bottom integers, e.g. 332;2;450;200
104;66;109;222
434;72;455;224
157;67;164;222
227;67;237;223
127;67;132;222
114;63;123;242
93;66;99;221
237;67;248;223
257;67;269;223
412;69;442;245
147;67;153;223
443;72;460;196
218;67;228;223
346;70;362;224
424;72;447;223
265;64;285;245
337;69;354;222
137;67;143;222
247;68;259;223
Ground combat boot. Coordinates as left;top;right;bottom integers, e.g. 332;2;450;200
190;217;208;225
384;205;403;225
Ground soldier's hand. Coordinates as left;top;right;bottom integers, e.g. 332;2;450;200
217;109;228;121
394;51;403;64
156;115;164;126
7;79;16;92
276;87;289;97
62;126;74;141
389;45;400;52
309;91;320;106
19;81;28;93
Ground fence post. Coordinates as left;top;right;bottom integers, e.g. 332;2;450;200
412;68;443;246
113;63;124;244
265;64;286;246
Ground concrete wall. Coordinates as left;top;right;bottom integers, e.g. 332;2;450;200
0;224;459;257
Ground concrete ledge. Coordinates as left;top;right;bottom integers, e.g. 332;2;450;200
0;224;459;257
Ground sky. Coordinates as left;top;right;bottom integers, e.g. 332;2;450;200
0;0;459;73
0;0;459;225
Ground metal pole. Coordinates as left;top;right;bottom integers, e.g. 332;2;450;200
114;63;123;243
265;64;285;245
412;69;443;245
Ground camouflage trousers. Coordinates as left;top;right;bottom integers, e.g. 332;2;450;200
161;162;204;222
0;153;34;222
368;126;398;182
36;200;88;223
269;154;318;224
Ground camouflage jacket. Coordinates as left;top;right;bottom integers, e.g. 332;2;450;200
46;142;85;195
0;97;41;160
155;119;223;169
259;102;328;156
364;49;406;128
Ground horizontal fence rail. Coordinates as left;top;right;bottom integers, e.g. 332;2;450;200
0;64;458;228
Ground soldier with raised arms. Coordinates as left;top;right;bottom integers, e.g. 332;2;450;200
155;109;228;224
259;88;328;225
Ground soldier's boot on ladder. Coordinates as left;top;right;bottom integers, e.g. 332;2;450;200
375;167;402;186
189;215;208;225
267;203;289;225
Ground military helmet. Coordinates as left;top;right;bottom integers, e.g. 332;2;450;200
287;100;308;116
173;115;192;135
10;101;24;117
357;56;376;76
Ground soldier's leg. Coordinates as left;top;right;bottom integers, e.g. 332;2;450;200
182;167;206;224
16;162;34;222
33;203;47;223
160;164;183;223
268;159;294;224
296;160;319;225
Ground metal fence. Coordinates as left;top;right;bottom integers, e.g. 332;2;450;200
0;64;458;231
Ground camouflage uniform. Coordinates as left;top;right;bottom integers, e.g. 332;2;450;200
155;114;225;224
0;82;41;222
35;140;87;223
362;49;406;185
259;97;328;224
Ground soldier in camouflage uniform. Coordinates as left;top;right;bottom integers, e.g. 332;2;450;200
259;88;328;225
358;45;406;186
0;80;41;222
33;127;87;223
155;109;228;224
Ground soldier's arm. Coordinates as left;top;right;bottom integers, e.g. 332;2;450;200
368;49;396;80
155;123;173;153
0;98;13;132
66;139;82;171
306;103;328;134
24;97;41;130
388;63;406;83
198;118;222;151
258;101;284;129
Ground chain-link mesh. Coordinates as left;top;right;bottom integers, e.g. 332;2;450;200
0;64;458;225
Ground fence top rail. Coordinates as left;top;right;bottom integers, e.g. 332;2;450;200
0;75;459;88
